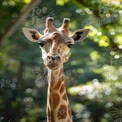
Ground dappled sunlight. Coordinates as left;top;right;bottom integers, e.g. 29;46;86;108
103;0;120;6
115;35;122;45
68;81;122;102
72;103;84;113
103;65;122;81
2;0;31;6
68;80;122;121
90;51;100;61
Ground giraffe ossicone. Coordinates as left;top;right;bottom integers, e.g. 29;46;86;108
22;17;90;122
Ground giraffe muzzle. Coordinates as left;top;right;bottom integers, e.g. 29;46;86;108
45;55;62;69
47;55;61;62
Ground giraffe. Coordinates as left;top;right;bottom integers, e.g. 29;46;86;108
22;17;90;122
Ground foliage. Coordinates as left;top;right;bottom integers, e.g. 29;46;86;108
0;0;122;122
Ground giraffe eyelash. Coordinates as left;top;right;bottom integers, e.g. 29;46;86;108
67;44;73;48
66;41;73;48
39;42;44;47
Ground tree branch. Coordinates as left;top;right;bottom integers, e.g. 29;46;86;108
0;0;41;46
75;0;122;53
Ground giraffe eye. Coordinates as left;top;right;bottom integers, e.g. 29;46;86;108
39;42;44;47
67;44;73;48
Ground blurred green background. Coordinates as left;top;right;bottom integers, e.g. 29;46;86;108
0;0;122;122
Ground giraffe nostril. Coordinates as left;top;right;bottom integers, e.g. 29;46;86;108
47;55;61;62
55;56;61;61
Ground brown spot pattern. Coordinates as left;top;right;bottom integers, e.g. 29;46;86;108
58;77;62;82
58;76;64;82
51;110;54;122
61;68;64;74
61;76;64;81
52;93;60;109
60;84;65;93
54;80;61;90
62;93;67;101
47;108;54;122
57;105;67;119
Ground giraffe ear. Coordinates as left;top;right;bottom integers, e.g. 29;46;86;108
71;29;90;43
22;28;42;43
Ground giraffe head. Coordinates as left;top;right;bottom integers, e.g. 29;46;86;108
22;17;90;70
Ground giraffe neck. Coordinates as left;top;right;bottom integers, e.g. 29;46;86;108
47;66;72;122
